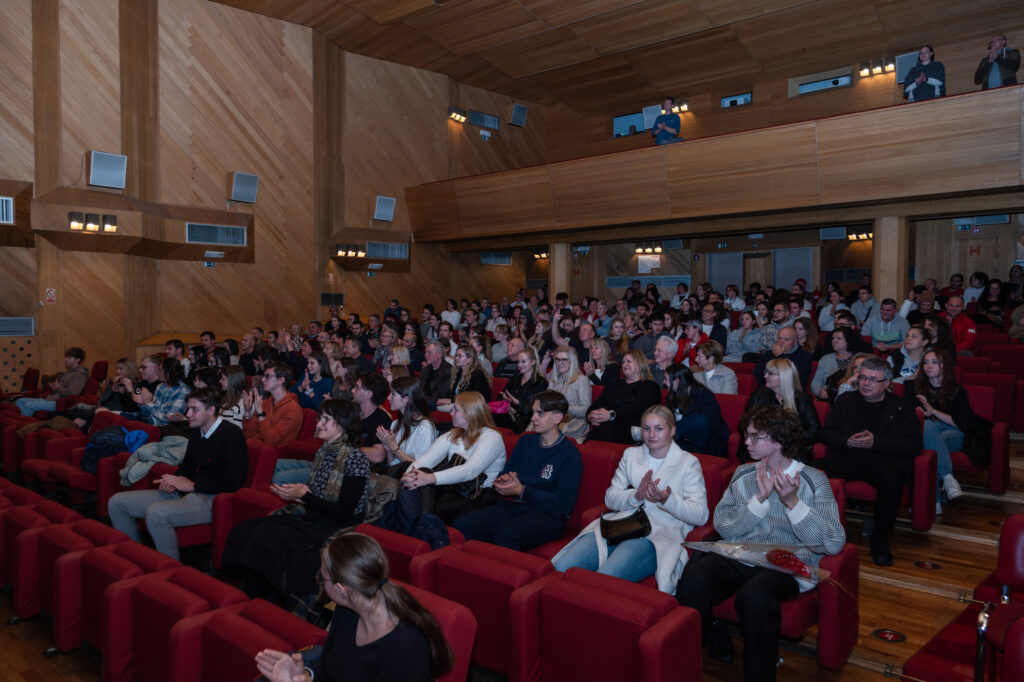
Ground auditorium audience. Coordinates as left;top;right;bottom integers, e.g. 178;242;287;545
14;347;89;416
542;347;592;441
242;363;303;446
739;358;819;464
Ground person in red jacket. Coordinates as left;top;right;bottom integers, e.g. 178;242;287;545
940;296;977;356
242;363;303;445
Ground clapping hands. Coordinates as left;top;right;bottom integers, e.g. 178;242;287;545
634;469;671;503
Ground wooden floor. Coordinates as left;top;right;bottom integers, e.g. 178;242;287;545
2;436;1022;682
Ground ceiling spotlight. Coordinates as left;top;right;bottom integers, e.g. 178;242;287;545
871;60;883;75
859;233;869;240
847;233;857;240
447;106;467;123
635;245;643;254
859;62;871;78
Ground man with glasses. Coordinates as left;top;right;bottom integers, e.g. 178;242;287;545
819;357;921;566
109;387;247;560
699;303;728;348
242;363;302;446
759;302;793;352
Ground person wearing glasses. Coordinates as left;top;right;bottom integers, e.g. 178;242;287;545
676;405;844;681
819;356;922;566
222;399;371;602
541;347;592;441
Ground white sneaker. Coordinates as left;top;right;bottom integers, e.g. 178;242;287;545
935;500;943;515
943;474;964;502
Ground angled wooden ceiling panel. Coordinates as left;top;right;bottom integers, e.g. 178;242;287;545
625;27;762;94
215;0;1024;118
517;0;643;29
570;0;713;56
403;0;548;56
480;28;601;78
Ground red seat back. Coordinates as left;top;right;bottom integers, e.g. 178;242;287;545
88;410;124;436
90;361;109;384
997;515;1024;592
572;441;623;533
736;374;757;396
724;362;755;374
591;384;604;402
298;409;318;440
491;376;508;401
963;373;1015;425
963;384;997;421
22;368;40;391
399;580;478;682
717;394;748;433
980;345;1024;380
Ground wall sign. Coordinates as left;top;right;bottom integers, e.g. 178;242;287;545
45;288;56;304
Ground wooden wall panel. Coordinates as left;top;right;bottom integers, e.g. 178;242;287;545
569;242;692;303
0;248;37;318
61;251;126;367
0;0;35;181
817;88;1022;204
666;123;819;217
545;103;585;163
157;0;315;334
456;167;554;236
314;34;346;316
912;216;1021;286
548;148;670;227
449;250;530;303
60;0;121;187
449;81;548;177
343;52;449;232
340;243;451;319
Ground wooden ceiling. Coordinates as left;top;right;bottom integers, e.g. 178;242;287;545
214;0;1024;116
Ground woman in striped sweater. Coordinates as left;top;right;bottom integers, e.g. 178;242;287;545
676;405;845;682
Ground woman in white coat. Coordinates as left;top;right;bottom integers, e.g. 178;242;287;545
552;405;709;593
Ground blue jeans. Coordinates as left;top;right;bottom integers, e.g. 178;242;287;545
923;419;964;480
14;397;57;417
272;458;312;485
553;530;657;584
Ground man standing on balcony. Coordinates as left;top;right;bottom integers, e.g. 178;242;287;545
975;33;1020;90
651;97;682;145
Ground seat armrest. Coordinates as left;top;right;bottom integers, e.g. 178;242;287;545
816;542;859;669
911;449;937;532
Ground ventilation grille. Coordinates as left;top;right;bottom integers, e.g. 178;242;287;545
366;241;408;260
662;239;684;250
469;110;500;130
0;318;34;336
481;251;512;266
186;223;247;247
797;75;852;95
824;268;871;282
0;196;13;225
509;103;528;127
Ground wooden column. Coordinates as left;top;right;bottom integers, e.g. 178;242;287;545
121;0;160;357
548;242;571;297
313;33;345;316
872;216;910;303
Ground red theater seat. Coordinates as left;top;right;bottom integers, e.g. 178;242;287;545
949;385;1010;494
409;541;552;675
0;483;44;511
736;373;757;396
211;487;286;570
51;540;180;654
20;410;123;486
509;567;702;682
352;523;449;583
169;598;327;682
981;345;1024;381
0;501;82;588
0;367;40;400
103;566;247;682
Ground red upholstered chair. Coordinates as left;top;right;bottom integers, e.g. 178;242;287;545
1;412;43;474
211;487;286;570
724;362;755;374
352;523;456;583
168;598;327;682
591;384;604;401
949;385;1011;494
491;376;509;400
736;373;757;396
102;566;247;682
976;331;1011;351
981;345;1024;381
719;393;750;464
248;438;320;492
39;377;100;416
962;372;1016;434
408;540;553;675
48;418;161;516
13;519;128;621
498;428;518;459
508;567;702;682
50;540;180;655
0;367;40;400
298;407;319;441
432;410;453;424
0;482;44;511
89;360;109;384
399;580;478;682
956;356;995;375
710;480;859;670
20;409;124;486
0;501;82;589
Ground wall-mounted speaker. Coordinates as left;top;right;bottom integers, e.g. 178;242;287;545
510;103;528;127
374;196;396;222
230;172;259;203
87;151;127;190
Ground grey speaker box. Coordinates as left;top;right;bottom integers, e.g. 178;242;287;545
230;172;259;203
510;103;528;127
374;196;396;222
87;151;127;190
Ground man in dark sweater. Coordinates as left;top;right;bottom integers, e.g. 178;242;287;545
818;357;922;566
494;337;526;379
453;391;583;551
417;340;453;410
108;387;248;560
753;326;811;390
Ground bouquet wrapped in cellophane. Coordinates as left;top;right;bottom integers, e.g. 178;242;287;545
683;542;828;584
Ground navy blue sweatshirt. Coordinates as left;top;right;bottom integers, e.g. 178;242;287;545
502;433;583;519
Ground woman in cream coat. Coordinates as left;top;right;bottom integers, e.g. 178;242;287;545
552;405;708;593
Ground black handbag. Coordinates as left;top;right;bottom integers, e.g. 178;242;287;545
599;505;651;546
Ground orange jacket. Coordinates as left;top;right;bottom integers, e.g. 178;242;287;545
243;392;302;445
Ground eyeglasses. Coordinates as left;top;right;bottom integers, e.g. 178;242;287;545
858;375;887;384
745;432;771;442
554;357;570;362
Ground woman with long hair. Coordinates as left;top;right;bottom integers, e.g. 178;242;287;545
255;532;453;682
552;405;708;593
738;358;819;463
467;334;493;376
663;363;729;456
811;326;858;399
435;344;490;413
402;391;505;523
376;376;436;475
825;351;873;404
323;341;343;378
888;324;931;383
219;366;248;427
493;347;548;433
222;399;371;602
607;318;630;360
663;310;681;340
921;314;957;358
794;317;821;359
908;349;992;510
582;339;620;387
544;346;592;441
292;350;334;410
976;279;1008;329
586;349;662;444
724;310;761;362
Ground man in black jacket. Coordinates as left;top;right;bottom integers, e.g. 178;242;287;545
974;33;1020;89
753;326;811;390
108;387;248;560
417;340;453;410
818;357;922;566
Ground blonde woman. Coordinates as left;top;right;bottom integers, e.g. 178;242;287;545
323;341;343;379
738;358;820;463
582;339;620;387
544;346;592;441
494;347;548;433
586;349;662;444
436;344;490;412
402;391;505;523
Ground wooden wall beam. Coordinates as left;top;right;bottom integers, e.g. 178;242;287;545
314;33;345;312
548;242;570;298
873;216;909;303
32;0;61;196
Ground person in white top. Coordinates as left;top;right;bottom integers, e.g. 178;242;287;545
724;285;747;312
817;290;850;332
440;298;462;328
375;376;437;471
402;391;505;523
670;282;691;311
963;272;987;305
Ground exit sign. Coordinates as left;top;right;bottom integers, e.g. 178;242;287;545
717;242;728;249
203;261;215;268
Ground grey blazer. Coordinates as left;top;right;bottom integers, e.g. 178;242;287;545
695;364;738;395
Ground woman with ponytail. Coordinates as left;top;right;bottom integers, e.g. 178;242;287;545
255;532;453;682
